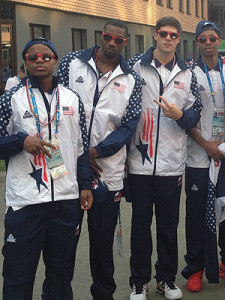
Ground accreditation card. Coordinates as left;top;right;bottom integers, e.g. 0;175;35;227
45;139;68;179
213;107;224;137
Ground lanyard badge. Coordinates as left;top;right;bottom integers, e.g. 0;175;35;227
26;79;68;179
202;58;225;137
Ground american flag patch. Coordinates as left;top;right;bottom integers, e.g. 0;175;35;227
63;106;74;115
174;81;185;90
113;82;126;92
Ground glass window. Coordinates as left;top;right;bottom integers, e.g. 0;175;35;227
135;35;144;53
195;0;199;17
186;0;190;14
72;29;87;51
1;24;12;83
29;24;51;40
95;30;102;46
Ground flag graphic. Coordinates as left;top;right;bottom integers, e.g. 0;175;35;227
113;82;126;92
63;106;74;115
174;81;185;90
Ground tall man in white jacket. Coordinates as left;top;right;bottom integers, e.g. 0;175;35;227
57;19;142;300
0;37;93;300
182;20;225;292
127;16;202;300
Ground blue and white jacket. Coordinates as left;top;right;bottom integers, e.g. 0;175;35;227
0;76;92;209
205;143;225;283
186;56;225;168
128;47;202;176
57;46;142;191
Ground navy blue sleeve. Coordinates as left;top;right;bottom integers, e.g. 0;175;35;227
0;132;28;159
94;73;142;158
0;87;28;159
77;95;92;190
176;69;202;129
57;51;82;87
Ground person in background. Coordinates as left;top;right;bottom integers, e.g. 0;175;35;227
182;20;225;292
4;63;26;91
0;37;93;300
127;16;202;300
57;18;142;300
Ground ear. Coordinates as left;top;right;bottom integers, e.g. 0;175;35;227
219;38;222;47
123;38;129;48
154;32;158;42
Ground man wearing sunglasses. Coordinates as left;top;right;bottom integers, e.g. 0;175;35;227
57;19;141;300
127;16;202;300
0;37;93;300
183;20;225;292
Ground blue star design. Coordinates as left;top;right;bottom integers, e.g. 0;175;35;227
29;160;48;192
136;134;151;165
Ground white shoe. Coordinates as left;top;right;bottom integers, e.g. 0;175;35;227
157;281;183;300
129;283;149;300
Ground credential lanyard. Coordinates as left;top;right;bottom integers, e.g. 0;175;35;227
202;58;225;104
26;80;60;138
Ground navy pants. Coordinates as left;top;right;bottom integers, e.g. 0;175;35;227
219;220;225;265
2;199;81;300
181;167;208;279
88;190;120;300
128;174;182;285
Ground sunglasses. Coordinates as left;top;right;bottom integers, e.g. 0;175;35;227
102;32;127;45
25;53;55;62
157;30;180;40
197;36;219;44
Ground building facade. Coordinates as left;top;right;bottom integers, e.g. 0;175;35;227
0;0;207;94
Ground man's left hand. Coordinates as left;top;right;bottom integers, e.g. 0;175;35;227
154;96;183;120
80;190;93;210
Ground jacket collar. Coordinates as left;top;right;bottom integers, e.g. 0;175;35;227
22;75;58;94
196;55;223;72
78;45;131;75
140;47;188;71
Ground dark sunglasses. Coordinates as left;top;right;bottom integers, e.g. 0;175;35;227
197;36;219;44
25;53;55;62
157;30;180;40
102;32;127;45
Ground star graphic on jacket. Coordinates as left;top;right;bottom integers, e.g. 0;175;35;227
29;160;48;192
136;134;151;165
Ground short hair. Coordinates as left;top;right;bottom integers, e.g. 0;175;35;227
103;19;129;37
155;16;182;33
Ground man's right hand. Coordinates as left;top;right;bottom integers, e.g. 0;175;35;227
204;140;225;161
23;136;56;158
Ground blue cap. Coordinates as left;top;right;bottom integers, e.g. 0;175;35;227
195;20;220;39
22;37;58;60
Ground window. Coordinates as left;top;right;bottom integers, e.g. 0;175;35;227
72;29;87;51
135;35;144;53
195;0;199;17
95;30;102;46
186;0;190;14
0;2;14;19
167;0;172;9
29;24;50;40
193;41;198;61
201;0;204;18
179;0;183;12
156;0;163;5
183;40;188;60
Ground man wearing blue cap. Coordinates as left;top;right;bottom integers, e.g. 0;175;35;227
0;37;93;300
183;20;225;291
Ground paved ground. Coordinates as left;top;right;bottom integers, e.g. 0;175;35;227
0;172;225;299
